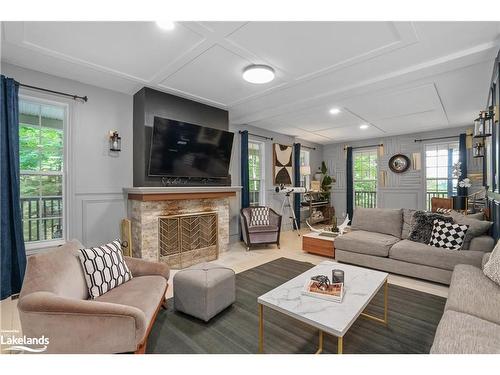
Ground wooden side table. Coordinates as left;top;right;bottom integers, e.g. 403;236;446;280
302;232;335;258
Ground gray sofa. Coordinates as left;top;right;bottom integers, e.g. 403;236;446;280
431;254;500;353
335;208;495;285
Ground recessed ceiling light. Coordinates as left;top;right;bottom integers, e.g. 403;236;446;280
329;108;341;115
360;124;369;129
242;65;275;84
156;21;175;30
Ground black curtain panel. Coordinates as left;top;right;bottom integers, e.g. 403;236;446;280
240;130;250;209
458;133;468;197
293;143;301;229
346;146;354;223
1;75;27;300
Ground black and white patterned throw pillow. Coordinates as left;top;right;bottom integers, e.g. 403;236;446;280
428;220;469;250
78;240;133;299
250;207;270;226
436;207;453;215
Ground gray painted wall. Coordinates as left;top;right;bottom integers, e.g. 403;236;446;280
133;87;229;187
1;62;133;248
3;62;484;249
228;124;323;241
323;127;483;220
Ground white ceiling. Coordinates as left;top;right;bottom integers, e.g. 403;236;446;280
2;21;500;144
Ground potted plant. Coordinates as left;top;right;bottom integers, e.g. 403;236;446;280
319;161;335;200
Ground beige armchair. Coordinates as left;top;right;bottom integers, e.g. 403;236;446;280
17;240;169;354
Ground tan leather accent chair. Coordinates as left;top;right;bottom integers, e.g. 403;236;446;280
17;240;169;354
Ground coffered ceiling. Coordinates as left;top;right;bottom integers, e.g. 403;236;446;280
2;21;500;144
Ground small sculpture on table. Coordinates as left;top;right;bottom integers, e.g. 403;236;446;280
311;275;331;291
305;272;345;302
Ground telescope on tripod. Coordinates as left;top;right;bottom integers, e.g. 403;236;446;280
275;184;307;235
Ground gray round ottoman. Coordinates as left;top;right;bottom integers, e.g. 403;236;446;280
173;263;236;322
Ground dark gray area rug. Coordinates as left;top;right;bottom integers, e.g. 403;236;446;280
147;257;446;354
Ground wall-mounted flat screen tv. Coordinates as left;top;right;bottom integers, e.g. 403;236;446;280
148;116;234;178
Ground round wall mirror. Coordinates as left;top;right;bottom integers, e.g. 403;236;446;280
388;154;411;173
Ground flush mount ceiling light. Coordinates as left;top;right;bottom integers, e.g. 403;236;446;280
242;65;275;84
360;124;369;129
156;21;175;30
329;108;341;115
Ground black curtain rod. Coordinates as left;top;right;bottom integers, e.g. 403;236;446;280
239;130;273;141
414;135;459;143
17;83;88;102
300;145;316;151
343;143;383;150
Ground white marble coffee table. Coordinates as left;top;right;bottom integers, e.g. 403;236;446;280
257;261;388;354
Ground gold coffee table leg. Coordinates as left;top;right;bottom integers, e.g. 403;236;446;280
258;304;264;353
360;279;388;325
337;336;343;354
315;330;324;354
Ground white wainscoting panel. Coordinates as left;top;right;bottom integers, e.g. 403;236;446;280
379;189;420;209
74;193;127;247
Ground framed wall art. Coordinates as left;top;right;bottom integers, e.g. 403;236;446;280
273;143;293;185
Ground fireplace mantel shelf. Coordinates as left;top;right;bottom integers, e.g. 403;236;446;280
124;186;242;201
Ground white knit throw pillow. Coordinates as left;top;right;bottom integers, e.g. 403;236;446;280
483;241;500;286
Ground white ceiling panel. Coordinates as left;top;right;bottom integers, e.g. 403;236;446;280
1;41;141;93
433;60;492;126
340;83;447;122
295;133;334;144
413;22;500;54
199;22;247;36
316;124;385;142
159;44;286;106
13;21;205;81
226;22;402;78
371;109;448;133
249;105;367;132
1;21;499;143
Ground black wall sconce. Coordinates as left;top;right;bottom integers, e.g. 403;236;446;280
473;141;485;158
473;108;493;138
109;130;121;152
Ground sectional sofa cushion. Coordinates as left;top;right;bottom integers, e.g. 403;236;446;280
449;211;492;250
469;235;495;252
407;211;453;244
389;240;485;271
401;208;417;239
334;230;400;257
483;241;500;287
351;208;403;238
430;310;500;354
445;264;500;325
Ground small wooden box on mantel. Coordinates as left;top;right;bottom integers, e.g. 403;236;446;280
302;232;335;258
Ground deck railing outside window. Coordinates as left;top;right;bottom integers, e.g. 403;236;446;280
21;197;63;242
354;191;377;208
